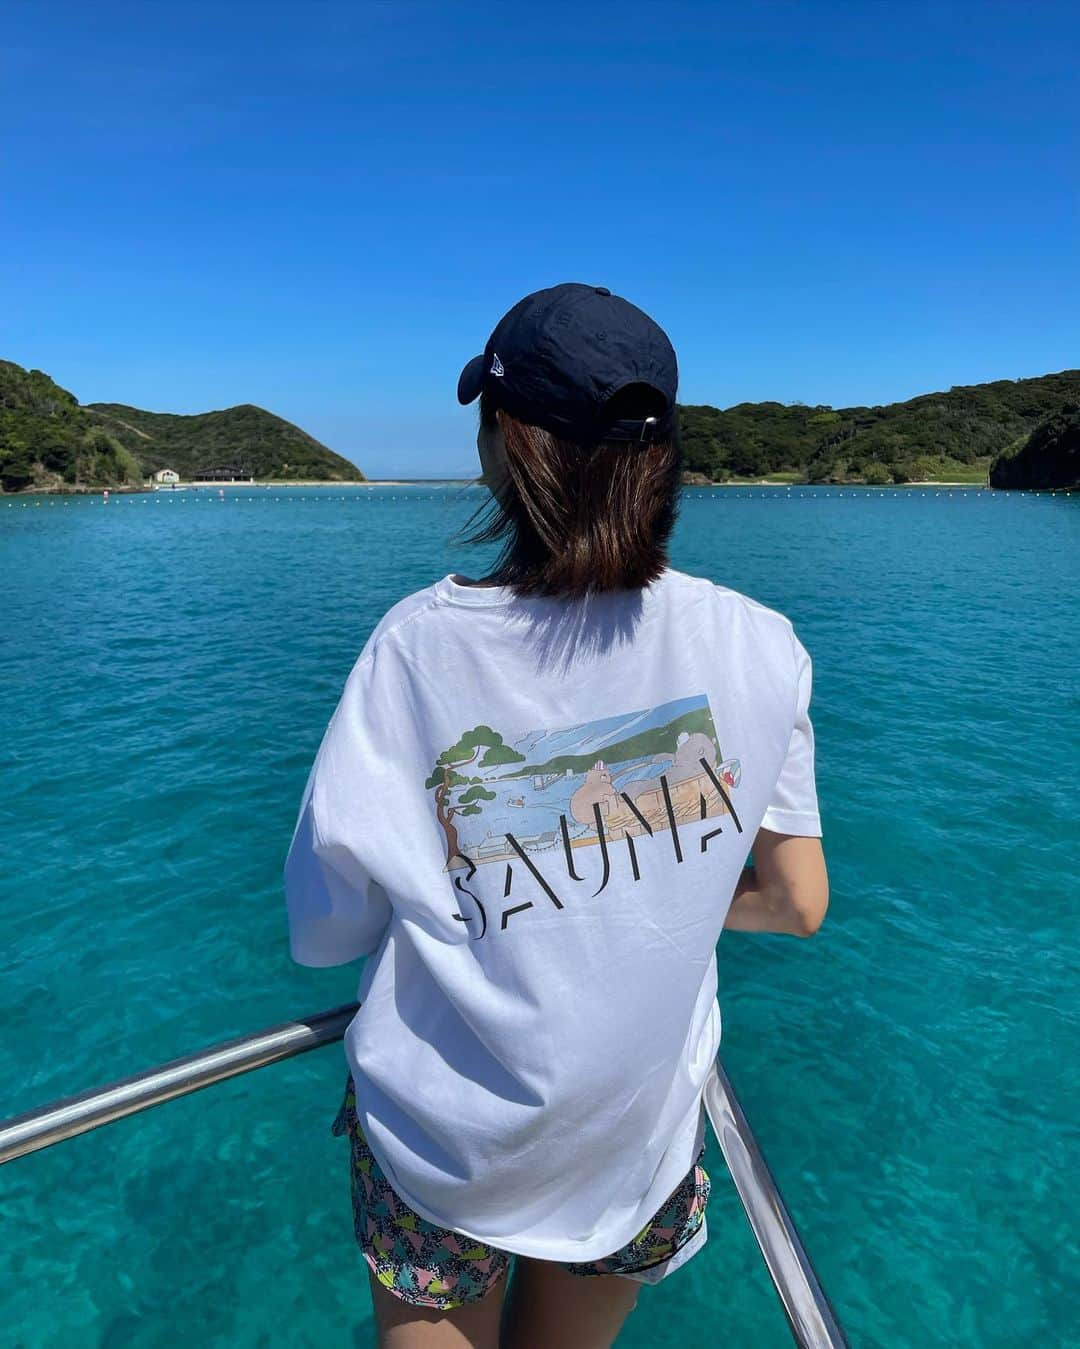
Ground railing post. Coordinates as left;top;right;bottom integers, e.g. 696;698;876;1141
704;1061;849;1347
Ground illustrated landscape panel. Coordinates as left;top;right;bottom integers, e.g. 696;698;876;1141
425;694;742;870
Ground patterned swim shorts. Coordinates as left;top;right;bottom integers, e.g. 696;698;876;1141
330;1073;711;1311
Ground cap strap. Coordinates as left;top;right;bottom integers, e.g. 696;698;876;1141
601;407;677;444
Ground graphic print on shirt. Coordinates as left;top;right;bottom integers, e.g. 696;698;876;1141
424;695;742;936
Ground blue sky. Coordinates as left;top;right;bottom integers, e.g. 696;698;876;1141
3;2;1077;478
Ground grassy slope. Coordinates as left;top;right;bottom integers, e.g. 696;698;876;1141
85;402;364;481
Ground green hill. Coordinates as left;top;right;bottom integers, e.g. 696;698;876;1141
679;369;1080;484
989;405;1080;489
85;401;364;483
0;360;364;491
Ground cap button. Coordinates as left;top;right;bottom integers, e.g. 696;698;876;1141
595;286;611;296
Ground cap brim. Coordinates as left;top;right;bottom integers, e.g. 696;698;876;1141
457;354;485;405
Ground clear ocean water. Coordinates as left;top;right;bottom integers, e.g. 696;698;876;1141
1;483;1077;1348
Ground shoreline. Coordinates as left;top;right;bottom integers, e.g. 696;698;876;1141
699;479;988;488
6;476;995;496
3;478;454;495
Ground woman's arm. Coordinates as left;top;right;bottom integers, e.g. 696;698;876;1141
724;829;829;937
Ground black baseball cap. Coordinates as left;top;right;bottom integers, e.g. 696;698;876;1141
457;282;678;444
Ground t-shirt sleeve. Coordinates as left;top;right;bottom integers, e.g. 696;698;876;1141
283;660;393;967
760;631;822;838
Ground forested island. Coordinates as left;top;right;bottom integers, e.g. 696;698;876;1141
0;361;364;492
2;358;1077;492
679;369;1080;487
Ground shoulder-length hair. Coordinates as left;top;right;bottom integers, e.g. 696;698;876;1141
460;385;682;599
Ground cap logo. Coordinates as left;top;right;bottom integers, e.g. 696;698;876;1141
490;352;505;377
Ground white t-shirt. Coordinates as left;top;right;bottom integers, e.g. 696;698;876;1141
284;567;821;1261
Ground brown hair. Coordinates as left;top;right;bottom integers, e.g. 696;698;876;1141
460;385;682;599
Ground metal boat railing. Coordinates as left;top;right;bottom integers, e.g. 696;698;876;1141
0;1003;848;1348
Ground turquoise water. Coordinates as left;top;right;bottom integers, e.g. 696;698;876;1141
2;484;1077;1347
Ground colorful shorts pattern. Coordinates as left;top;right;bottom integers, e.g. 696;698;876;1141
330;1073;711;1311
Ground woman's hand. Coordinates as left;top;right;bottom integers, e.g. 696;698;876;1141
724;829;829;937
